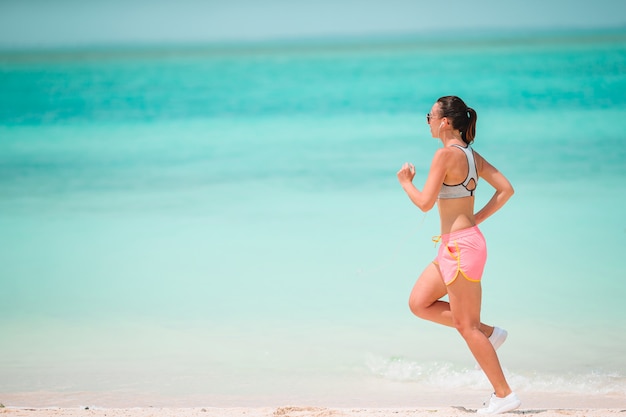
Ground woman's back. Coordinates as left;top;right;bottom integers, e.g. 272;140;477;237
437;144;479;234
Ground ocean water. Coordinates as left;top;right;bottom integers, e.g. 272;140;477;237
1;30;626;408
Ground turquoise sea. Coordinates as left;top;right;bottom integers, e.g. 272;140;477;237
1;29;625;408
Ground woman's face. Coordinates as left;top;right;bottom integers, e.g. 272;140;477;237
427;103;443;138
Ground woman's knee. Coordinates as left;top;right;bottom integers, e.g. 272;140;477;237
408;294;429;318
452;317;481;339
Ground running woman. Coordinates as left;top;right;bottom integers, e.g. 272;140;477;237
397;95;520;415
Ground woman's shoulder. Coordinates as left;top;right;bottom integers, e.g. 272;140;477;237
432;147;455;165
434;146;462;157
434;146;467;164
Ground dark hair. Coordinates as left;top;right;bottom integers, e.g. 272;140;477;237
436;96;477;144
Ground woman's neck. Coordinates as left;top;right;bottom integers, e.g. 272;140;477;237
440;131;465;147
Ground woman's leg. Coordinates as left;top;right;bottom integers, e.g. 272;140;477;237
408;262;495;336
446;276;512;398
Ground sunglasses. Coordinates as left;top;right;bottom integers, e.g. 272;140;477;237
426;113;439;123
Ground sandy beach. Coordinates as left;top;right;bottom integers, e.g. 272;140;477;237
2;392;626;417
2;389;625;417
2;406;626;417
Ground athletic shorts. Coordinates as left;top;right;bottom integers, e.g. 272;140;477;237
433;225;487;286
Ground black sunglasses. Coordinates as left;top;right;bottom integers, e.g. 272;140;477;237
426;113;436;123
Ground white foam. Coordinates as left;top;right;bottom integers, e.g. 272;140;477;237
365;354;626;396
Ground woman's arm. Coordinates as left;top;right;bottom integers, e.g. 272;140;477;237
474;152;514;224
397;149;448;212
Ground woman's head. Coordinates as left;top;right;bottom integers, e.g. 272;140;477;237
431;96;477;144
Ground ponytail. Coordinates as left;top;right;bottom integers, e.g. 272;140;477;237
464;107;477;144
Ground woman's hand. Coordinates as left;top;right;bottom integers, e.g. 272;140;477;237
397;162;416;185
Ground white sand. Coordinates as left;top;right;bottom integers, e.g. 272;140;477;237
2;389;625;416
2;406;626;417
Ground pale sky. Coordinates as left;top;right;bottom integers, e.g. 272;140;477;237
1;0;625;48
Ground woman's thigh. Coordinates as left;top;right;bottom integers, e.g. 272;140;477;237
446;275;482;327
409;262;448;309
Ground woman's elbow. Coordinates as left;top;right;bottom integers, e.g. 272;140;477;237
503;184;515;200
417;199;436;212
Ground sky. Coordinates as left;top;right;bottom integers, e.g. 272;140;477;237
1;0;626;49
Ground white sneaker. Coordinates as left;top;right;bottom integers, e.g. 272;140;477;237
477;392;521;415
489;327;508;350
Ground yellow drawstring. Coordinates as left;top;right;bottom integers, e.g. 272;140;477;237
432;235;442;247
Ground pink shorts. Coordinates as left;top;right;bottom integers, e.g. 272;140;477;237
433;226;487;286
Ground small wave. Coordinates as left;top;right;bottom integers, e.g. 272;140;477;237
509;370;626;396
365;355;626;396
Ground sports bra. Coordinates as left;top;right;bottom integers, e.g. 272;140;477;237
438;144;478;199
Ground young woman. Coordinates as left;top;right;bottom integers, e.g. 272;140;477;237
396;96;520;415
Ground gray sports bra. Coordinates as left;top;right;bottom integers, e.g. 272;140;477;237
438;144;478;199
